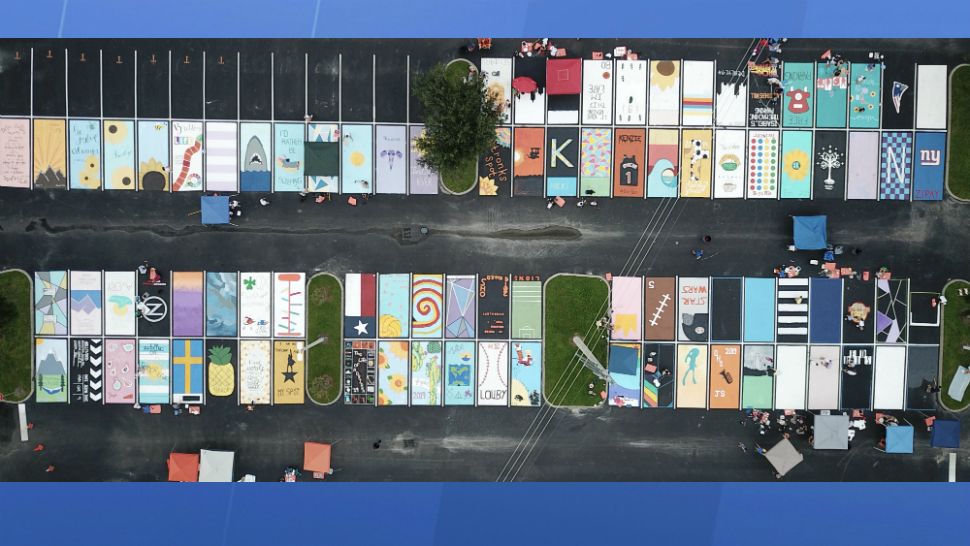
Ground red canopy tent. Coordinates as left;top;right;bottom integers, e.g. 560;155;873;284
303;442;332;478
167;452;199;482
546;58;582;95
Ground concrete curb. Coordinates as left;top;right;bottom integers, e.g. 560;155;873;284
938;278;970;413
0;269;34;405
944;64;970;203
438;58;481;196
542;273;611;410
305;272;343;406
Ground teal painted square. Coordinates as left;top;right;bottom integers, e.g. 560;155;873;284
780;131;813;198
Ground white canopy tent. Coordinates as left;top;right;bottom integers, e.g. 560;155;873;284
813;414;849;450
198;449;235;482
765;438;803;477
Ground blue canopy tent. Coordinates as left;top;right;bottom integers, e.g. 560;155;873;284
885;425;914;454
792;215;828;250
931;419;960;448
201;196;231;225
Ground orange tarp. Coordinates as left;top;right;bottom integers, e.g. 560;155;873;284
708;345;741;409
303;442;332;474
167;452;199;482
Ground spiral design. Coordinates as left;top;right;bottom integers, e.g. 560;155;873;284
411;277;443;336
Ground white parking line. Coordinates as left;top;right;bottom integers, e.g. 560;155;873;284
949;452;956;482
18;403;28;442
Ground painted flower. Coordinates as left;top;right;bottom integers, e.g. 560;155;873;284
379;314;402;338
783;149;810;181
104;120;128;145
390;341;409;361
378;348;388;369
378;390;390;406
387;374;407;393
110;165;135;189
479;176;498;196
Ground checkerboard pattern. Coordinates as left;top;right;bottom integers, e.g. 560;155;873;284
879;131;913;200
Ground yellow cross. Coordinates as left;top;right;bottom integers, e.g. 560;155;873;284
172;340;203;394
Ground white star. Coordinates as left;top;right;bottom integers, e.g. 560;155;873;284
354;320;369;336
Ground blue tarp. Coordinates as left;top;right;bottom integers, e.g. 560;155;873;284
792;215;827;250
201;196;230;225
886;425;914;454
931;419;960;448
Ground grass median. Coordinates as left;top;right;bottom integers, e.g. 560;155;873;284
306;273;342;405
543;274;610;407
0;270;32;403
949;65;970;200
941;280;970;411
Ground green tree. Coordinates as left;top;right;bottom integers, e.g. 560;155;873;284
411;62;502;174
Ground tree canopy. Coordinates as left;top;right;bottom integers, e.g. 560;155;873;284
411;61;502;173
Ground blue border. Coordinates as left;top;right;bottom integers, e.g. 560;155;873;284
5;0;970;539
0;483;967;543
3;0;970;37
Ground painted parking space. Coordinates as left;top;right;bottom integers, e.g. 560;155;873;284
27;272;940;413
2;44;950;201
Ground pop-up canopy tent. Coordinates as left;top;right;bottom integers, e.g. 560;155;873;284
201;196;230;225
198;449;235;482
167;452;199;482
931;419;961;448
303;442;332;476
886;425;914;454
765;438;803;477
546;58;582;95
792;215;828;250
813;414;849;450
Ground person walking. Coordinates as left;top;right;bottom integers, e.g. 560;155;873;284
738;442;747;453
692;249;704;260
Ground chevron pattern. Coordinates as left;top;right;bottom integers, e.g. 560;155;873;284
70;338;103;403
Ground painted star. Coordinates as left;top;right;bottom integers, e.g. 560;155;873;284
354;320;369;336
282;370;297;383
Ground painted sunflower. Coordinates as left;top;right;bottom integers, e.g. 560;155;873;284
104;120;129;145
387;374;407;393
783;149;810;181
390;341;409;360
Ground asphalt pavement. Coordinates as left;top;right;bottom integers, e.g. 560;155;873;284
1;38;969;481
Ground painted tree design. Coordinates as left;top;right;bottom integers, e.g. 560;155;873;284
816;145;844;190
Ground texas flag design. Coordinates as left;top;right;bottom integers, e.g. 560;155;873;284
344;273;377;338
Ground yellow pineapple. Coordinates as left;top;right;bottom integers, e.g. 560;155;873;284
207;345;234;397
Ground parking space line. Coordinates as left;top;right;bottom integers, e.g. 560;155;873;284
99;49;104;117
236;52;240;121
64;48;68;116
271;52;275;122
18;403;28;442
373;54;376;123
203;51;207;120
338;53;342;123
406;55;410;124
168;50;172;119
29;47;34;116
949;452;956;482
